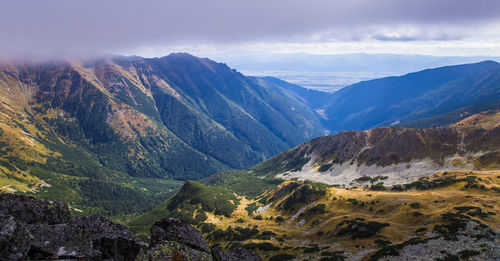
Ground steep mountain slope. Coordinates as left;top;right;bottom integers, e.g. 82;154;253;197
322;61;500;132
250;77;334;109
0;53;325;217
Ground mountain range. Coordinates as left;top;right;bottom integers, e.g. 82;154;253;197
0;53;500;225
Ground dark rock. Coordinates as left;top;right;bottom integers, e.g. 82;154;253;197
150;218;210;253
0;193;70;225
226;247;262;261
0;215;30;261
28;215;145;261
73;216;145;261
211;246;228;261
211;246;262;261
137;241;212;261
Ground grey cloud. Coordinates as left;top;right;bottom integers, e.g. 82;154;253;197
1;0;499;54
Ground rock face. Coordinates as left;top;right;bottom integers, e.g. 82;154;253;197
0;194;70;225
0;194;260;261
258;124;500;186
0;194;145;260
0;215;30;261
150;217;210;252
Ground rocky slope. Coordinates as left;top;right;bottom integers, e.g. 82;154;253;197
255;115;500;187
0;193;260;261
0;53;325;217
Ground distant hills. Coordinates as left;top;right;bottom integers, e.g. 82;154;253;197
207;52;500;90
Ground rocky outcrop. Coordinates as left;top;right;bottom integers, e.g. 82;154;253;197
0;194;260;261
0;194;145;260
0;215;30;260
0;194;70;225
150;217;210;252
27;216;145;260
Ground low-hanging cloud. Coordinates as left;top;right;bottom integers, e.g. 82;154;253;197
1;0;500;55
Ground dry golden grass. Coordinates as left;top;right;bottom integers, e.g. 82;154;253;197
199;170;500;259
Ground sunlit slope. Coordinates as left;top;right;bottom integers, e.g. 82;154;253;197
131;170;500;260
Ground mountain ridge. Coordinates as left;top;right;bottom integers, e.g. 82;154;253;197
321;60;500;132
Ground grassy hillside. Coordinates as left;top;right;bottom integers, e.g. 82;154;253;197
130;170;500;260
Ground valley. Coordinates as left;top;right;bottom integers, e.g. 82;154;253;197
1;54;500;260
129;109;500;260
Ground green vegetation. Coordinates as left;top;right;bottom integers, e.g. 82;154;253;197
202;170;281;198
128;181;239;239
337;218;389;239
269;253;296;261
280;182;327;211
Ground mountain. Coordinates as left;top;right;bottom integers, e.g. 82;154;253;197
321;60;500;132
252;110;500;187
0;53;325;217
130;111;500;260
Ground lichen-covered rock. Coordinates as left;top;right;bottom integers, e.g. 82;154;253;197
0;194;70;225
211;246;262;261
72;216;146;260
150;218;210;253
0;215;30;261
0;194;145;261
137;241;212;261
28;215;145;260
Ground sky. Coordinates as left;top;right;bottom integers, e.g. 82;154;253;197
1;0;500;57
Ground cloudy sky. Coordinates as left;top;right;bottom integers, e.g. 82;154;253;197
1;0;500;57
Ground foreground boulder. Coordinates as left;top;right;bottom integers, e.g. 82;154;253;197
27;216;145;260
150;217;210;252
0;194;70;225
0;215;30;261
0;194;260;261
0;194;145;260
